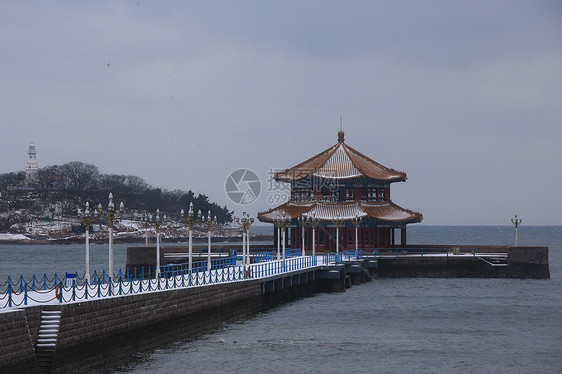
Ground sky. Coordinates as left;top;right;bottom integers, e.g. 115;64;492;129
1;1;561;226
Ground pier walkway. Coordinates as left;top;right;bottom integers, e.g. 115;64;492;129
0;246;511;310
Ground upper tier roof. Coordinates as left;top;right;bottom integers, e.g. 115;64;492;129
275;131;406;182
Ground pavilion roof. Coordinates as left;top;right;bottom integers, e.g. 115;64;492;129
275;131;406;182
257;200;422;224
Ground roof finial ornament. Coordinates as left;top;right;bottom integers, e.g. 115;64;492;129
338;115;345;143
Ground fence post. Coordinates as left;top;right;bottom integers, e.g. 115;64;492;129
24;283;28;305
43;273;47;290
109;277;112;296
85;278;89;300
8;277;12;307
59;282;63;303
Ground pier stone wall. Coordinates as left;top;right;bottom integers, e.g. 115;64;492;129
0;309;39;374
378;246;549;278
507;246;549;278
51;280;262;374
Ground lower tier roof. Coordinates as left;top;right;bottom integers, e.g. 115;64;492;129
257;200;422;224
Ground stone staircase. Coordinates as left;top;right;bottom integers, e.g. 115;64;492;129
478;255;508;267
35;310;61;374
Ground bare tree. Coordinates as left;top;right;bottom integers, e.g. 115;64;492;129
28;165;64;197
60;161;99;194
0;171;25;192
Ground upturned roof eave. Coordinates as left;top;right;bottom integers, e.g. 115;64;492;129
257;200;423;224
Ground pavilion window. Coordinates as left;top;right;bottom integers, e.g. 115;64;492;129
345;188;354;201
368;188;377;201
377;188;385;201
319;231;325;245
293;188;310;202
361;187;367;200
332;188;343;202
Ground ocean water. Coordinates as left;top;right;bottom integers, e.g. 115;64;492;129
1;226;561;373
108;226;561;374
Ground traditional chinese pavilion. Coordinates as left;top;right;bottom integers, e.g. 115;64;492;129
257;131;422;253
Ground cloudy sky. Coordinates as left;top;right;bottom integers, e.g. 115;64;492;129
1;1;561;225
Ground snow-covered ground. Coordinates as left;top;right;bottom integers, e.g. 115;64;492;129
0;217;253;242
0;233;31;240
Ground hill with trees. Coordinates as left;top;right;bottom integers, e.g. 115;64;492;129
0;161;233;234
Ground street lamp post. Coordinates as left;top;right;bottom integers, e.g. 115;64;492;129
511;214;522;247
142;215;152;246
205;210;217;271
273;212;282;260
352;215;362;251
334;212;342;253
77;202;96;282
308;213;318;257
235;212;254;270
96;193;124;278
279;211;290;261
298;216;306;256
147;209;166;276
181;202;202;273
245;213;254;268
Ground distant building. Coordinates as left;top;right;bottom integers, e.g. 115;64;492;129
25;142;39;183
258;131;422;252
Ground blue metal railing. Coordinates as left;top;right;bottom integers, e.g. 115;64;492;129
160;255;237;278
252;250;276;263
285;248;301;258
323;252;343;264
0;251;321;309
1;246;485;309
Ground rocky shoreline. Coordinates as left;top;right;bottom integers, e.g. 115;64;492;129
0;220;273;245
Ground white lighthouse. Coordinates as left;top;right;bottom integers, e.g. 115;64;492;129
25;142;39;182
